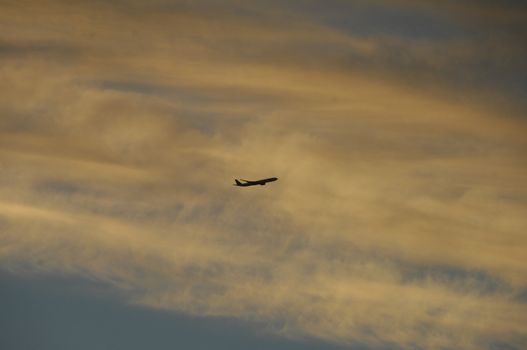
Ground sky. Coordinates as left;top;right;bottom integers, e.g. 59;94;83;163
1;1;526;349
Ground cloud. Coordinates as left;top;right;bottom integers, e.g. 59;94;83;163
1;1;526;349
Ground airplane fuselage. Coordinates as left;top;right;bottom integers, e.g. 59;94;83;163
234;177;278;187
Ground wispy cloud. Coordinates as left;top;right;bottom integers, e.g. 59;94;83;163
1;1;526;349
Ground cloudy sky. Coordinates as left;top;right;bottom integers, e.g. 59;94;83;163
1;1;526;349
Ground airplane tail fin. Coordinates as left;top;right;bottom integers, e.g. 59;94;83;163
235;179;242;186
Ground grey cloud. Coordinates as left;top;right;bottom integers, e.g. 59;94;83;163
94;80;175;96
401;265;510;296
35;179;84;195
0;40;79;59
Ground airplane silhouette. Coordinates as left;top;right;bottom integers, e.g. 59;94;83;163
234;177;278;187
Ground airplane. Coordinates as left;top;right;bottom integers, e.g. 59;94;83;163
234;177;278;187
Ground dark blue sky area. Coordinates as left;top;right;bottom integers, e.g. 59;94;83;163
0;270;357;350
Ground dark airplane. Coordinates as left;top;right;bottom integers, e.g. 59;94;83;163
234;177;278;187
